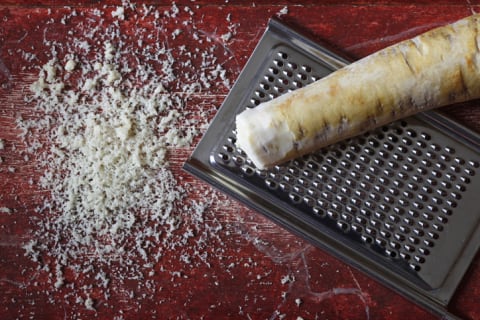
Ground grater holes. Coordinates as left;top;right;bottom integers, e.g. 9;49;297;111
317;198;328;209
296;73;308;81
287;61;298;70
232;154;245;166
411;147;422;156
410;264;421;272
241;165;255;176
302;64;312;73
423;239;435;247
340;211;352;222
216;50;480;277
387;133;399;143
389;240;401;251
351;223;363;233
217;151;231;163
430;143;442;152
414;255;426;264
406;128;417;137
460;175;471;184
279;181;291;192
289;192;302;204
327;209;339;220
292;184;304;194
273;59;284;67
264;73;276;82
277;51;288;59
362;235;374;244
400;252;411;261
464;167;476;176
337;221;351;232
259;82;271;91
265;178;278;190
278;77;289;86
401;137;412;145
418;247;430;255
376;237;387;248
420;132;431;140
255;89;266;99
222;144;235;153
386;248;398;258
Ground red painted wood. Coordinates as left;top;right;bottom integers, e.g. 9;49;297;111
0;2;479;320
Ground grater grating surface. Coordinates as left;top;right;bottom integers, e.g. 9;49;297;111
184;18;480;319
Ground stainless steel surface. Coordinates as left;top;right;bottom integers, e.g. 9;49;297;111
184;18;480;319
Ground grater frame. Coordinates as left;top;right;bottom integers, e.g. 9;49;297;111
184;17;480;320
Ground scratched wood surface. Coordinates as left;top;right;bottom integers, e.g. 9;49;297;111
0;1;479;320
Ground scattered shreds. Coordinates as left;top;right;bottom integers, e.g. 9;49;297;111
17;3;235;311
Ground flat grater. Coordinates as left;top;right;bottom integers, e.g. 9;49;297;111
184;17;480;319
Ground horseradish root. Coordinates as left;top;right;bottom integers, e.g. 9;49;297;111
236;14;480;169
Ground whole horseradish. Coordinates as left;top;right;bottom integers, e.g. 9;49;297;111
236;14;480;169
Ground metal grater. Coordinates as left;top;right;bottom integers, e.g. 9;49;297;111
184;18;480;319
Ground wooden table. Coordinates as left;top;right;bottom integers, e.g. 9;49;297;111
0;1;478;319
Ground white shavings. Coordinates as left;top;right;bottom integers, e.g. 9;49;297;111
0;138;4;149
84;296;95;311
278;6;289;17
17;4;236;314
0;207;13;214
172;28;182;39
111;6;125;20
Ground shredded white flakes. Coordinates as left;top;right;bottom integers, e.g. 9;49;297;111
295;298;303;307
64;59;76;72
278;6;289;16
0;207;12;214
0;138;4;150
16;3;234;312
111;6;125;20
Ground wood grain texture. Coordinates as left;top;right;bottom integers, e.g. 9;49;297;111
0;2;478;320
